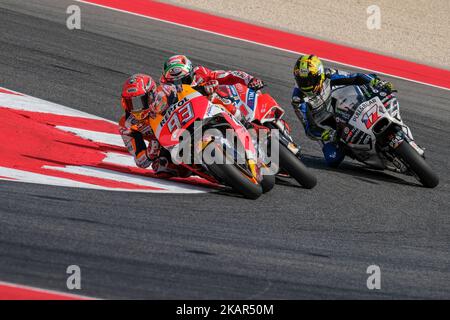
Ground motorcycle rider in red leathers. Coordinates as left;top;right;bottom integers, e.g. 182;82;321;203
119;55;266;175
119;73;187;176
159;55;265;118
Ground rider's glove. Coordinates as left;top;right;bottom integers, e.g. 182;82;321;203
291;96;302;108
203;80;219;95
321;128;336;143
382;81;396;93
248;77;265;91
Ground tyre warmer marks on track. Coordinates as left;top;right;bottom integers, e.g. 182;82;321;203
0;281;94;300
77;0;450;90
0;88;216;193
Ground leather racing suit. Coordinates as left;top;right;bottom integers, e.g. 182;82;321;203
162;65;262;118
119;84;183;175
291;69;382;166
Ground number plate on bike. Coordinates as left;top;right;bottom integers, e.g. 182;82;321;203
349;96;386;131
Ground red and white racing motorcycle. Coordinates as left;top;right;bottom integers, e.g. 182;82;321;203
146;84;274;199
207;83;317;189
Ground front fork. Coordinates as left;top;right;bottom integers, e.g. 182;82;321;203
382;126;425;173
386;126;424;157
273;119;302;157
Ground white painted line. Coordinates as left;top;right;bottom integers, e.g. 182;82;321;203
0;90;115;122
56;126;123;147
103;152;137;167
0;166;110;190
42;165;209;193
0;166;203;193
76;0;450;92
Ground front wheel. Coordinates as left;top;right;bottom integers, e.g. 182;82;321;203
278;144;317;189
260;171;275;193
393;141;439;188
394;141;439;188
208;163;263;199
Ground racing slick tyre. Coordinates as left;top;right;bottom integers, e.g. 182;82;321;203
204;136;264;199
208;163;263;199
394;141;439;188
260;172;275;193
278;144;317;189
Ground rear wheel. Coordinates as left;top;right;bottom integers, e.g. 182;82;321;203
394;141;439;188
278;143;317;189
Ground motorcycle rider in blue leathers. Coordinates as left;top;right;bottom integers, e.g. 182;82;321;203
291;54;395;167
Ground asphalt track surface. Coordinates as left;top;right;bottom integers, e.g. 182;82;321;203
0;0;449;299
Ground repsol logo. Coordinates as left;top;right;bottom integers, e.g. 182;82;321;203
160;102;181;127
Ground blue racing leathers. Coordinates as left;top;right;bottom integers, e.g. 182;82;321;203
291;69;378;167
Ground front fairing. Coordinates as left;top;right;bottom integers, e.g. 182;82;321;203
150;85;262;181
333;85;423;167
149;85;208;148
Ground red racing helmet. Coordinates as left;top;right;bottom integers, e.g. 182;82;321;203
121;74;158;113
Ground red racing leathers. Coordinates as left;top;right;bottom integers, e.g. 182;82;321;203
118;84;178;173
161;66;261;116
192;66;254;87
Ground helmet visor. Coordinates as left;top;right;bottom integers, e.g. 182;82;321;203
133;95;148;111
181;71;194;85
169;68;194;86
126;92;155;112
296;74;322;92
